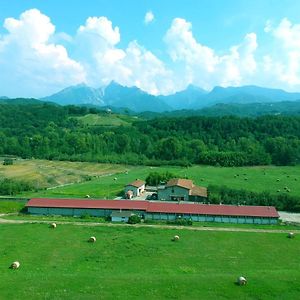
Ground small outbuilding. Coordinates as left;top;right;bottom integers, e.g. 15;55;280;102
111;211;134;222
124;180;145;197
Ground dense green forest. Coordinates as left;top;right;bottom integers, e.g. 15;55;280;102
0;101;300;166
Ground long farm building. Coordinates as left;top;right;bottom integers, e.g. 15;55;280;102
26;198;279;225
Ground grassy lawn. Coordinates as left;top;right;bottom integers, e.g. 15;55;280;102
0;201;27;213
0;223;299;299
15;163;300;199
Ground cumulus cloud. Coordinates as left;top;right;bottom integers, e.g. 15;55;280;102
164;18;257;89
144;11;154;24
75;16;174;95
0;9;86;97
261;18;300;89
2;9;300;98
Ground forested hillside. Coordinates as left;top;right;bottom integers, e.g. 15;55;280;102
0;102;299;166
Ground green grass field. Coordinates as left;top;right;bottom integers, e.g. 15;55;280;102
0;201;26;213
16;164;300;199
0;223;300;299
76;113;139;127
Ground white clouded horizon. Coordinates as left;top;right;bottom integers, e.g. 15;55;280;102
1;9;300;97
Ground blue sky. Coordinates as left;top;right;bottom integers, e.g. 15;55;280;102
1;0;300;97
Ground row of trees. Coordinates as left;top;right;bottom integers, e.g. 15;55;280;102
0;178;34;196
0;103;299;166
208;185;300;212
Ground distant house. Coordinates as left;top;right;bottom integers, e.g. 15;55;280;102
111;211;134;222
157;178;207;202
124;180;145;197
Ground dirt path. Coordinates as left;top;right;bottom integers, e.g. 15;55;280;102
279;211;300;224
0;215;299;234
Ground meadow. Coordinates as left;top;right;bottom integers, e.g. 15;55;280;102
76;113;139;127
0;223;299;299
12;161;300;199
0;159;129;191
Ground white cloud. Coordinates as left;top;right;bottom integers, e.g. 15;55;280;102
0;9;85;97
164;18;257;89
261;18;300;88
144;11;154;25
74;16;174;95
3;10;300;98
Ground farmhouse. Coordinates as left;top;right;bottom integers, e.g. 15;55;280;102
124;180;145;198
158;179;207;202
26;198;279;225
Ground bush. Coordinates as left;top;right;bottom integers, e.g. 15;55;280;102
167;218;193;226
128;214;141;224
80;213;91;219
3;158;13;165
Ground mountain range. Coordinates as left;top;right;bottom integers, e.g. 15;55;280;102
4;82;300;112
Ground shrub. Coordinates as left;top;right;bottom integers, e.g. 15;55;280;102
80;213;91;219
3;158;13;165
128;214;141;224
167;218;193;226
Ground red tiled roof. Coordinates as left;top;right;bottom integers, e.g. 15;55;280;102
26;198;148;210
126;180;145;188
147;202;279;218
166;178;193;189
190;186;207;198
26;198;279;218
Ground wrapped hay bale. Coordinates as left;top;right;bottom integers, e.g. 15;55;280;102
10;261;20;269
89;236;96;243
172;235;180;242
237;276;247;285
288;232;295;239
50;223;57;228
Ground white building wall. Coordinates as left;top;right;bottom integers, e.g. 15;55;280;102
124;184;145;197
111;216;129;222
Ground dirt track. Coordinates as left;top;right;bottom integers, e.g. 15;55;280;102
1;214;299;234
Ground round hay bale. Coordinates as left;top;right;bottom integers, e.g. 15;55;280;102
114;177;117;181
85;194;90;198
89;236;96;243
172;235;180;242
276;179;280;182
237;276;247;285
277;189;281;192
10;261;20;269
50;223;57;229
288;232;295;239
